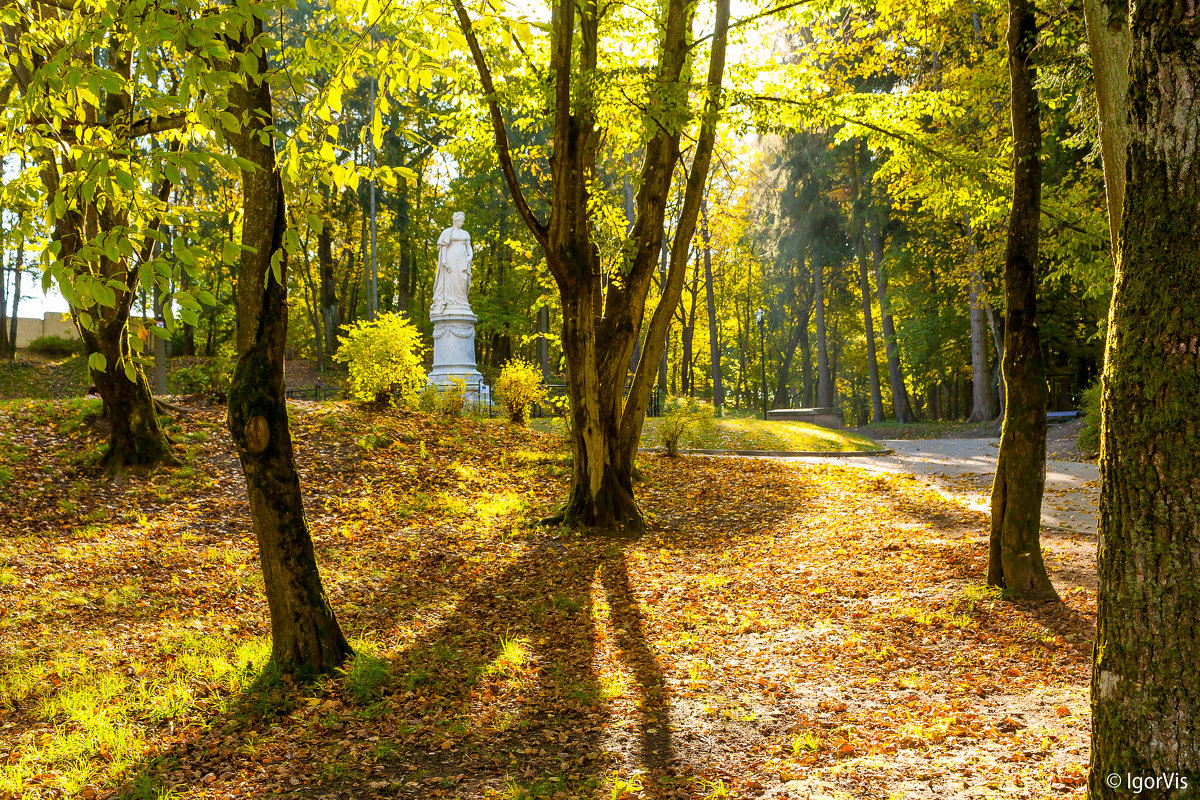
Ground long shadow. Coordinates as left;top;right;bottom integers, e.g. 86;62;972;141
109;453;810;799
869;475;1095;654
109;535;680;799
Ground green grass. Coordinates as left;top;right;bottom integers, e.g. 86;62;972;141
855;419;999;439
529;414;880;452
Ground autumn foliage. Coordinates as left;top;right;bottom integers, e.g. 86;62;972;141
334;313;426;405
0;399;1095;799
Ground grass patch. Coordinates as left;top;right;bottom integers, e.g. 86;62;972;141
532;412;880;452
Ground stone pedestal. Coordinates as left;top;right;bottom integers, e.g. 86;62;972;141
427;309;484;388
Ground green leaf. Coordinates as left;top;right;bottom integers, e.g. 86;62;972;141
88;352;107;373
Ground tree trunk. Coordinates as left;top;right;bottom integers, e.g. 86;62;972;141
0;243;9;359
870;221;914;421
966;220;995;421
857;249;884;423
453;0;729;532
701;201;722;414
814;255;833;407
680;254;699;396
537;302;550;379
8;238;20;358
1082;0;1130;255
318;218;339;363
987;0;1057;602
1088;5;1200;793
225;19;351;676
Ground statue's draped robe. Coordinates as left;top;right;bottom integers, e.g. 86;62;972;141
432;226;472;313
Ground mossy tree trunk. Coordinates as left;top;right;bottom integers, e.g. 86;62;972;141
225;17;351;676
452;0;729;531
1088;4;1200;793
987;0;1057;601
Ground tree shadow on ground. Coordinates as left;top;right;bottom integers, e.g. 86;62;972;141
107;536;682;800
108;454;810;800
867;474;1095;656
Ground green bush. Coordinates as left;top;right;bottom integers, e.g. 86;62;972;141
334;313;426;406
494;358;547;425
657;397;713;456
1078;378;1101;455
173;354;235;402
27;335;82;358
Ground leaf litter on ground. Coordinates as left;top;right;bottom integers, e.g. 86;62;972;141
0;399;1093;799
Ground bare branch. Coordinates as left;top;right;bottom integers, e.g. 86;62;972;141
448;0;548;249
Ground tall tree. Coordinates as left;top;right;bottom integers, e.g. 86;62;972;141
451;0;730;529
986;0;1056;600
701;200;723;415
868;212;915;422
966;221;995;421
224;12;351;675
1088;2;1200;793
1;5;178;470
1081;0;1129;253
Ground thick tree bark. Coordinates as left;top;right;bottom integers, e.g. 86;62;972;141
987;0;1057;601
701;201;722;414
225;19;351;676
1088;4;1200;794
869;220;914;421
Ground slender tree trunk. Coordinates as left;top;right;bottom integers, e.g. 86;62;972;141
870;221;914;421
1082;0;1130;255
850;141;884;422
987;0;1057;601
814;255;833;407
857;250;884;422
966;220;995;421
0;243;9;359
318;221;339;364
537;302;550;379
773;325;804;408
225;19;351;676
701;201;722;414
8;239;20;358
1088;5;1200;793
680;255;699;396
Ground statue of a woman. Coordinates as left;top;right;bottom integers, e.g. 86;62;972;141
431;211;473;315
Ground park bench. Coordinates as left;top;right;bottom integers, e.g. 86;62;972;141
766;407;843;430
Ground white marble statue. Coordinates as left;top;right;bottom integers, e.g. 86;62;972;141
431;211;473;315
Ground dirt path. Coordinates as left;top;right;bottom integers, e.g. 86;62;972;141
783;438;1099;593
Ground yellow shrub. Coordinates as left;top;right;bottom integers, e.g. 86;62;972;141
333;313;426;406
494;358;547;425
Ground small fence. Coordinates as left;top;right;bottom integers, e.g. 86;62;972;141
282;379;663;419
425;380;495;418
285;382;339;402
531;383;663;419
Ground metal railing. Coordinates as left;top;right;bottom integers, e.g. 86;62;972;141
424;380;495;418
285;381;338;402
531;383;663;418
